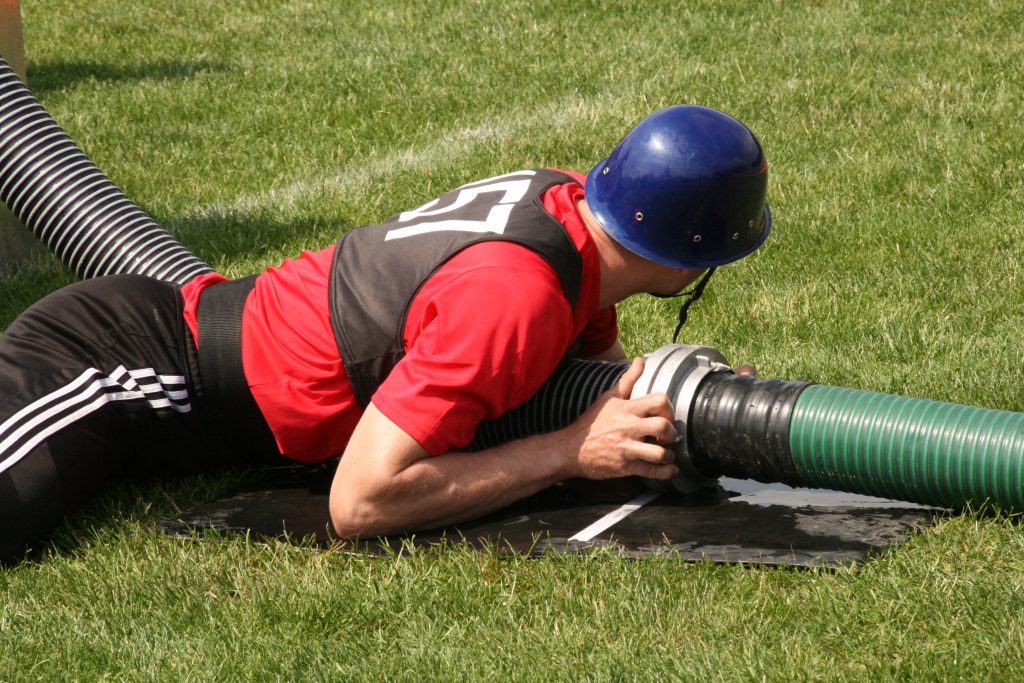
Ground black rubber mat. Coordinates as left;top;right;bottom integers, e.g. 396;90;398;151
157;466;942;567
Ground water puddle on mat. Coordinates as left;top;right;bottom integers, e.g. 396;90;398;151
718;477;940;510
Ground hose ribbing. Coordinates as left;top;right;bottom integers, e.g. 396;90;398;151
470;359;628;450
0;57;212;283
790;385;1024;509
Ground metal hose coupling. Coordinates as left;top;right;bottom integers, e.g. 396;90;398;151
632;343;814;494
629;344;733;493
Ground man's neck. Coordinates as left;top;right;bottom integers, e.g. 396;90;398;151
578;199;654;308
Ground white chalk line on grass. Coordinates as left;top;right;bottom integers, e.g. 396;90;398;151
181;94;615;222
567;490;661;543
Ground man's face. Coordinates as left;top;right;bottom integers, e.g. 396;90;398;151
648;266;707;297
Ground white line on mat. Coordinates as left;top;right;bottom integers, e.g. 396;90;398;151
567;490;661;542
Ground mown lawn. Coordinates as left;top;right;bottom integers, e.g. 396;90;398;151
2;1;1024;680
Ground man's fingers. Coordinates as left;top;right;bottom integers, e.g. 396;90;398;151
625;392;676;421
626;440;676;465
615;357;645;398
608;358;676;422
642;415;678;446
733;363;758;377
576;362;685;481
627;461;679;480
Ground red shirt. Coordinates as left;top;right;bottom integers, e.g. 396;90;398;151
181;170;615;461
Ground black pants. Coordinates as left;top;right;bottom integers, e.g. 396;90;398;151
0;275;249;561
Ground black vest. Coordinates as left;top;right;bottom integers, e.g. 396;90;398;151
329;169;583;407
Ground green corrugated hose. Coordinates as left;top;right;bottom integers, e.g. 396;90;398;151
790;385;1024;509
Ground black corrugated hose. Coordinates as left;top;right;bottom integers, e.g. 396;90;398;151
0;56;212;283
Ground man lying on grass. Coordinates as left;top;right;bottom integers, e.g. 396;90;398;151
0;105;770;561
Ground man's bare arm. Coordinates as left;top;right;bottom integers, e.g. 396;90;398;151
329;358;678;538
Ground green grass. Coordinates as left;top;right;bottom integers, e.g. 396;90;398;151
3;0;1024;679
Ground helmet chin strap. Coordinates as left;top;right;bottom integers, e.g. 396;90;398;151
649;267;717;343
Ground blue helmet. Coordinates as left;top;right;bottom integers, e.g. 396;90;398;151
584;105;771;269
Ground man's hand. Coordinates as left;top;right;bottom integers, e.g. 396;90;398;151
568;357;680;481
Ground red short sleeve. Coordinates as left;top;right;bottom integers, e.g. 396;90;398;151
371;242;575;455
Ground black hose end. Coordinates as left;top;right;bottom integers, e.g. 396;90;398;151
689;372;811;484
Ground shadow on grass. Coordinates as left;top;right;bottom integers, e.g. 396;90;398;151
0;252;75;328
164;210;352;275
26;57;231;93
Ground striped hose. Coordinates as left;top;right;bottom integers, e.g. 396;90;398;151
0;56;212;283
